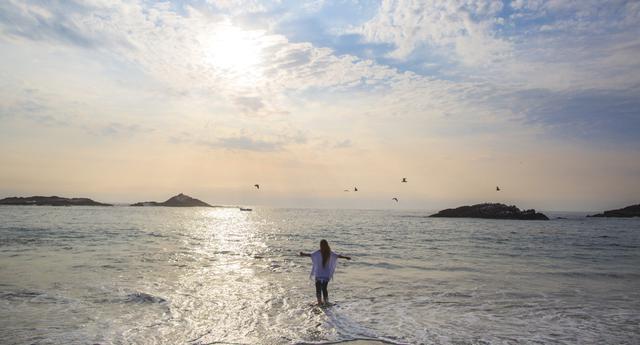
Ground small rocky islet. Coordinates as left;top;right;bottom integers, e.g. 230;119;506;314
588;204;640;218
0;196;112;206
130;193;213;207
0;193;218;208
2;194;638;218
429;203;549;220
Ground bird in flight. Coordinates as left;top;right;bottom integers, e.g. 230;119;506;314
392;197;399;202
496;186;500;191
354;187;358;192
343;189;349;192
401;178;407;183
254;184;260;189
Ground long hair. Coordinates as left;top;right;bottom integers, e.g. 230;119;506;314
320;239;331;267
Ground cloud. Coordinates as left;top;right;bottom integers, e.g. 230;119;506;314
200;136;283;152
0;0;134;50
234;96;264;113
356;0;508;65
169;127;308;152
0;1;418;118
495;86;640;144
0;0;638;150
97;122;154;137
0;86;155;138
0;1;488;112
341;0;640;92
334;139;352;149
0;87;70;126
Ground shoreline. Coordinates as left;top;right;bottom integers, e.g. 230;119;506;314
299;340;398;345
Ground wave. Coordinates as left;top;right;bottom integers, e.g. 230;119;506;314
124;292;167;304
545;271;640;279
0;289;61;303
295;338;401;345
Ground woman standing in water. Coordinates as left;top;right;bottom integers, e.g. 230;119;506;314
300;239;351;305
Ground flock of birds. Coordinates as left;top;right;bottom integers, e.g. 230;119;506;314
252;180;501;203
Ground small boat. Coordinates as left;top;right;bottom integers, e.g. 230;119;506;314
239;208;252;211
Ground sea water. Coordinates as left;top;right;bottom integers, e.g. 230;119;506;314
0;206;639;344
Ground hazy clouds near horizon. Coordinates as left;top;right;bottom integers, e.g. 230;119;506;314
0;0;638;211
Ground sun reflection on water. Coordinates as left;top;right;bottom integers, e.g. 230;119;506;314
169;208;290;343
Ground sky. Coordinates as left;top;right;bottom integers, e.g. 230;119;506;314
0;0;639;211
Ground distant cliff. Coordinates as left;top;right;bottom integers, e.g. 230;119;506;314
0;196;112;206
588;204;640;218
131;193;212;207
429;203;549;220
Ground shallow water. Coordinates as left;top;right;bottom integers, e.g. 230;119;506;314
0;206;639;344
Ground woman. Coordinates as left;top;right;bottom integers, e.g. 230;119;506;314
300;239;351;305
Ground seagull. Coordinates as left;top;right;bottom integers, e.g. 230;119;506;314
401;178;407;183
496;186;500;191
343;189;349;192
354;187;358;192
254;184;260;189
392;197;398;202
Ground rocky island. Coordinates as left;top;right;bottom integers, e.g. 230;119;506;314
588;204;640;218
429;203;549;220
131;193;212;207
0;196;112;206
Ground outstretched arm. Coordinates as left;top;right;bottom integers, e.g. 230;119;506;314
299;252;311;257
337;254;351;260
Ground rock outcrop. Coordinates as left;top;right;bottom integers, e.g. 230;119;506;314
588;204;640;218
0;196;112;206
131;193;212;207
429;203;549;220
129;201;161;206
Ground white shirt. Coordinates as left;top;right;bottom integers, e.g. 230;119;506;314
310;250;339;281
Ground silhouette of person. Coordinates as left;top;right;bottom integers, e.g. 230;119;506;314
300;239;351;305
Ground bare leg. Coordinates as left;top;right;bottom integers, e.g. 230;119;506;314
315;280;324;305
321;280;329;304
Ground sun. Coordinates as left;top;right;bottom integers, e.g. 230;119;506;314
205;24;264;84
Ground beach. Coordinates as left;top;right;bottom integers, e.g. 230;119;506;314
1;206;639;344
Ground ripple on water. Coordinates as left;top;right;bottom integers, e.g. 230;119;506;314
1;207;639;344
0;289;63;304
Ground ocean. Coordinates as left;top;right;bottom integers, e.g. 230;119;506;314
0;206;639;344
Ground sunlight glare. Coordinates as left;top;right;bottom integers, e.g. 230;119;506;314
206;25;263;84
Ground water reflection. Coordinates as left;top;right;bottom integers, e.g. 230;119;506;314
157;208;297;344
161;208;340;344
5;207;635;344
167;209;252;342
